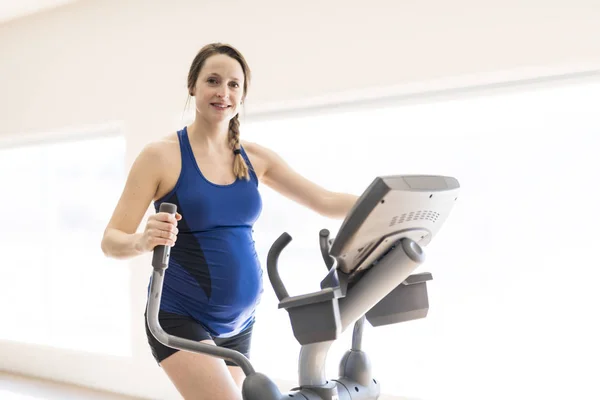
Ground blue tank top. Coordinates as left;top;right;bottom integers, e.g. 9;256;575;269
149;126;264;338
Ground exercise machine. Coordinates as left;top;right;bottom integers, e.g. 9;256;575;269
147;174;460;399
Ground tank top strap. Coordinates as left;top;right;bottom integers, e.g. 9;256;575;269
177;126;196;172
239;145;259;185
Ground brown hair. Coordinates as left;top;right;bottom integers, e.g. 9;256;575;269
187;43;251;180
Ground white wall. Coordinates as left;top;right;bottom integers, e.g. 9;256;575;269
2;0;600;139
1;0;600;399
0;0;78;24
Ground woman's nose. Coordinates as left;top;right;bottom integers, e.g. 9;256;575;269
217;86;229;98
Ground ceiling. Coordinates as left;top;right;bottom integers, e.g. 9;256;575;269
0;0;79;25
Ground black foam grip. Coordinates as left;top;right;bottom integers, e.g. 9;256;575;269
159;202;177;215
152;202;178;269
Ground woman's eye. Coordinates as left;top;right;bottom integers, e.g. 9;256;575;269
207;78;218;84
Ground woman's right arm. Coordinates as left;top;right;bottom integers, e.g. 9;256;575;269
100;142;180;260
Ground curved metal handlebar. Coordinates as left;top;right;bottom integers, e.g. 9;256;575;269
266;232;293;302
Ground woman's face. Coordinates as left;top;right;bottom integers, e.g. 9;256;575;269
192;54;245;124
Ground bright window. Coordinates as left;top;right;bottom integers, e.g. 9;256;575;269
0;133;131;357
240;81;600;399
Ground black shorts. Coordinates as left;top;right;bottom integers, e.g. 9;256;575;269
144;309;254;367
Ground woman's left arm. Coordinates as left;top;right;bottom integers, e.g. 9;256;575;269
246;141;359;220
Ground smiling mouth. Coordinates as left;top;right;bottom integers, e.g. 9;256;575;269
210;103;231;109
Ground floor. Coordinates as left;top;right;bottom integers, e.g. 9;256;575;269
0;371;414;400
0;372;141;400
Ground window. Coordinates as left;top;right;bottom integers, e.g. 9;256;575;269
0;132;131;357
238;80;600;399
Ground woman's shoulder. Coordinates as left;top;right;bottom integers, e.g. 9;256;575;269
240;139;278;160
240;140;274;179
138;131;180;162
132;131;182;201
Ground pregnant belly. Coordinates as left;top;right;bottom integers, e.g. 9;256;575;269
199;230;264;312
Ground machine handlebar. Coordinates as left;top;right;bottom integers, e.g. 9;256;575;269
152;202;177;270
319;229;335;271
266;232;293;302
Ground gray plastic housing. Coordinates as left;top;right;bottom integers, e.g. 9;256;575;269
275;270;432;345
267;175;459;347
365;272;433;326
278;287;344;344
